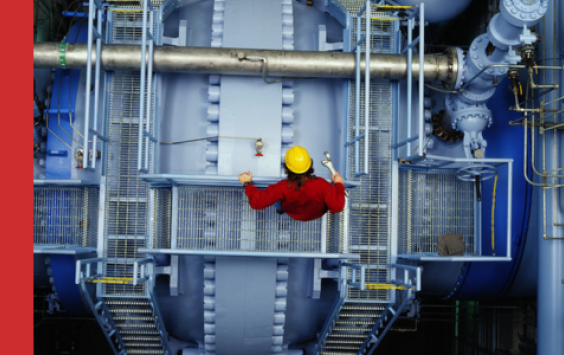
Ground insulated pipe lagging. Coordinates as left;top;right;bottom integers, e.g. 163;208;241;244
34;42;456;83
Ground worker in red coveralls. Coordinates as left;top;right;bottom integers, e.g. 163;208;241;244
237;146;346;222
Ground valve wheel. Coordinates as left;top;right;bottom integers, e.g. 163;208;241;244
456;164;497;182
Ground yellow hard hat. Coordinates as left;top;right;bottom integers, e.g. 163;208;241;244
285;146;312;174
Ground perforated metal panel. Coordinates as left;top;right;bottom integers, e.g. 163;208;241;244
397;169;476;255
153;187;172;249
34;187;99;247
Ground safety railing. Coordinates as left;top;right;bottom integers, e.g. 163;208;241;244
80;282;126;355
314;295;346;355
139;186;360;259
77;257;171;355
82;0;109;171
358;264;422;355
391;4;424;163
345;0;373;177
396;158;514;262
131;258;174;355
138;0;157;174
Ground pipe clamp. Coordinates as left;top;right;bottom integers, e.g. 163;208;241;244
60;42;67;69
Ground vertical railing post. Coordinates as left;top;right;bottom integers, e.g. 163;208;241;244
91;1;104;170
83;0;96;169
354;13;361;175
406;18;412;156
364;0;371;174
144;7;155;173
138;0;149;171
417;2;425;156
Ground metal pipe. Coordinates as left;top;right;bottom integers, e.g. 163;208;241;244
34;42;455;82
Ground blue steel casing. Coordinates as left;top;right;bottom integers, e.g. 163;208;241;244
45;23;89;179
50;255;88;315
445;78;535;299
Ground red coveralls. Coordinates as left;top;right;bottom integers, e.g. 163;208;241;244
244;178;346;221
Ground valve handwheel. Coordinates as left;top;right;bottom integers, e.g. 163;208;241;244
456;164;497;182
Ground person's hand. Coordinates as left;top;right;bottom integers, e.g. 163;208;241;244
238;171;253;185
332;172;344;185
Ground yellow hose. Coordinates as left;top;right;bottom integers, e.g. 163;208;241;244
491;175;498;254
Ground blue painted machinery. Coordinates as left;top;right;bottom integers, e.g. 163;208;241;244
33;0;563;354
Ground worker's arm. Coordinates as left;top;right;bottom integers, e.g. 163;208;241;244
238;171;284;210
324;172;346;213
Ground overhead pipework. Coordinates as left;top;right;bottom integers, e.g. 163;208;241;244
33;42;460;85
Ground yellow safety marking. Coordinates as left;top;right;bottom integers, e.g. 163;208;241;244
365;283;414;290
108;8;144;13
84;277;134;284
491;175;498;253
534;62;539;75
373;4;412;9
371;17;399;21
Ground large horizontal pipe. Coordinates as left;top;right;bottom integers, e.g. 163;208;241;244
34;42;457;84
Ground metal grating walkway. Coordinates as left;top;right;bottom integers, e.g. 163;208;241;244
34;187;99;247
174;187;326;253
397;169;475;255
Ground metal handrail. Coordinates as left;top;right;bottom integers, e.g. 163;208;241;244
345;0;373;177
358;264;422;355
138;0;156;174
83;0;108;171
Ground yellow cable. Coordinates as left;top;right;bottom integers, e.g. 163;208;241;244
491;175;498;254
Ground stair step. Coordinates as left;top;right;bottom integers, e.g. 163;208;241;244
323;345;360;351
126;350;165;355
116;322;157;328
112;308;153;314
113;316;155;322
335;320;376;326
119;329;160;335
325;340;365;345
124;342;163;348
106;300;150;306
321;351;357;355
340;313;381;318
342;304;385;311
331;327;371;333
327;333;367;338
122;336;162;342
